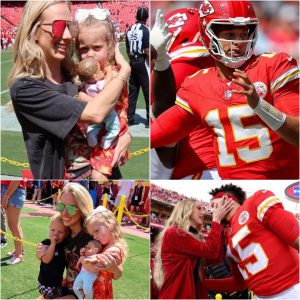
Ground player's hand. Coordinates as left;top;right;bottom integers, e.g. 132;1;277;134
111;131;132;168
150;9;172;71
231;69;259;109
150;9;172;56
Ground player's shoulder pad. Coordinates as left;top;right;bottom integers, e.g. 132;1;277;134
259;52;298;65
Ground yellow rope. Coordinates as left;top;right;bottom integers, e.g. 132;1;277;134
0;157;29;167
27;191;59;203
1;148;149;168
124;207;149;230
0;229;38;247
130;148;149;157
122;209;149;218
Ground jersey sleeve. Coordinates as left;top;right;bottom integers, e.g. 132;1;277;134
10;78;86;140
267;52;299;116
175;72;203;117
255;190;283;224
254;189;299;245
150;105;199;148
164;223;223;260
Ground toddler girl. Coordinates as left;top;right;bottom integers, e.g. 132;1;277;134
75;8;129;180
37;213;70;299
83;208;128;299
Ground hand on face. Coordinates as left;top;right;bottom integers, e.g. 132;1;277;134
211;196;235;223
50;233;58;244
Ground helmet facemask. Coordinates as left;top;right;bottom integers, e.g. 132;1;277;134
205;18;258;68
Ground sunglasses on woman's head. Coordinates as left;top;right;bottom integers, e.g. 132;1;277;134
55;203;78;215
39;20;78;39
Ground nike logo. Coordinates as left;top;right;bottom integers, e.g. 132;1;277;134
287;56;293;61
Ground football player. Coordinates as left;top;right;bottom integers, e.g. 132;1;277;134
151;0;299;179
206;184;299;299
151;7;220;179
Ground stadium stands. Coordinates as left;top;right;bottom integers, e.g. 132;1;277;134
1;1;149;49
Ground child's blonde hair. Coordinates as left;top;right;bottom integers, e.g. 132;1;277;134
153;199;202;290
85;210;128;260
76;14;116;66
50;212;70;234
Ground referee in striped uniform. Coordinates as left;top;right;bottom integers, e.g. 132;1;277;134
126;6;150;127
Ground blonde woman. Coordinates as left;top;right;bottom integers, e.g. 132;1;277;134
153;198;234;299
36;183;118;298
8;0;131;179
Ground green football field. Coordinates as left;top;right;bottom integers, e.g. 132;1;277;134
1;44;149;179
1;214;150;299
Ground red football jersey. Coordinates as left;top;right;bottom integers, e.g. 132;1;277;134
170;42;217;178
226;190;299;296
176;52;299;179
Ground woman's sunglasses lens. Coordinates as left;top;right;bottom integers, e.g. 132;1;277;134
52;20;67;38
55;203;65;212
66;205;77;215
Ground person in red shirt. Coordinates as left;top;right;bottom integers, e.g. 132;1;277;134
206;184;299;299
151;0;299;179
152;197;234;299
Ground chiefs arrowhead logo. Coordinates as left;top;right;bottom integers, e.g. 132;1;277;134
284;181;299;203
199;0;215;17
167;12;188;29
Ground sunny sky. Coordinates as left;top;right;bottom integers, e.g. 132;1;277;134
152;180;299;213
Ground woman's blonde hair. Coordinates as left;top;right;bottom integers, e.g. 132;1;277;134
8;0;76;87
153;199;201;290
85;209;128;260
58;182;94;221
76;15;116;66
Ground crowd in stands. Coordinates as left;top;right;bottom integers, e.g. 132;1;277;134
1;1;148;49
151;184;212;214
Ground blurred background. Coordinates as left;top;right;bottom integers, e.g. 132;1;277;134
150;0;299;61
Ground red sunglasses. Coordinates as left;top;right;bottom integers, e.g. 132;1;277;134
39;20;78;38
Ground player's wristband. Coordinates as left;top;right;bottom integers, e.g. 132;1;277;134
154;53;170;72
253;97;287;131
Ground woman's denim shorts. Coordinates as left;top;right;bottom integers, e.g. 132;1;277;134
1;185;25;209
